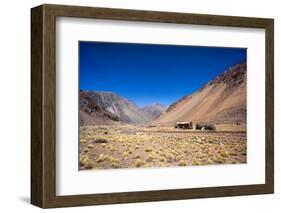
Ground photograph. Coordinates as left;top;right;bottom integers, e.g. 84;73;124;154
30;4;274;208
79;41;247;170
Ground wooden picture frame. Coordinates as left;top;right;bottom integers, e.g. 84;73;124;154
31;4;274;208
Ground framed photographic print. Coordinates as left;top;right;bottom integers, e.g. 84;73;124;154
31;4;274;208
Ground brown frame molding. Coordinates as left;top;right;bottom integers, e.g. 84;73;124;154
31;4;274;208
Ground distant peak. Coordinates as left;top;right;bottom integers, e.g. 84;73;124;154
143;103;166;109
152;103;165;107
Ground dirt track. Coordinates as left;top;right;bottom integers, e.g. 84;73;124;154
136;130;246;135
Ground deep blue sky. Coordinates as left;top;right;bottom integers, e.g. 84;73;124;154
79;41;246;107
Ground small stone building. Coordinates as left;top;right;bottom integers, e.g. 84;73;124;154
195;123;216;130
174;121;193;129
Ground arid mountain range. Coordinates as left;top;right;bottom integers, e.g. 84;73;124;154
80;91;166;125
141;103;167;120
155;62;246;125
80;62;246;126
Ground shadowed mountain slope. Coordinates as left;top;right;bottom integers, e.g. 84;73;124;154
80;91;153;125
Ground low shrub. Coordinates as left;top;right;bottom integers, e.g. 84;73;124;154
94;138;108;143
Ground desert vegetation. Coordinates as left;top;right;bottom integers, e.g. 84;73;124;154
79;125;246;170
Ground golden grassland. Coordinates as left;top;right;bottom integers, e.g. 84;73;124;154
79;125;246;170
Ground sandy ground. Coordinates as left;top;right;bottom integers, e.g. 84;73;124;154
79;125;246;170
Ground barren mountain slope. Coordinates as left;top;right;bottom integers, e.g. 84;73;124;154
80;91;119;125
155;62;246;125
141;103;167;119
80;91;152;125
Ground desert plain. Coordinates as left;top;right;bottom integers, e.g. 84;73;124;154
79;124;246;170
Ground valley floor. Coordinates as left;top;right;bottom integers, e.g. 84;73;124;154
79;125;246;170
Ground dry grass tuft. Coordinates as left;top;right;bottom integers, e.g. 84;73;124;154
84;160;94;169
97;154;108;163
145;148;152;152
108;156;120;164
109;144;116;152
80;139;87;144
192;160;200;165
80;155;94;169
122;151;131;159
146;154;155;162
133;154;141;159
110;161;120;168
219;150;229;158
178;160;188;166
134;159;145;167
83;148;89;153
159;157;165;162
87;144;94;149
214;156;225;164
94;138;108;143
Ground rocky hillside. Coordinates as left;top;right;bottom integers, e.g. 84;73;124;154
80;91;153;125
80;91;119;125
156;62;247;124
141;103;167;119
